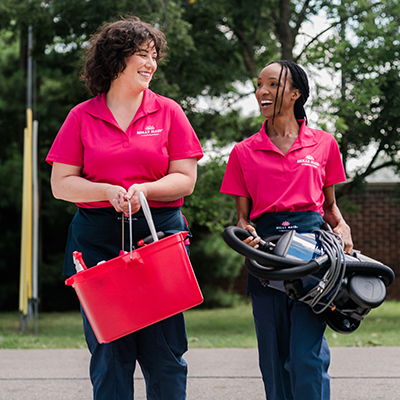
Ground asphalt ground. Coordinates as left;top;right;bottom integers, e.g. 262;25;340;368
1;347;400;399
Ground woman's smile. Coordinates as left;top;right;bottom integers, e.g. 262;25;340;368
138;71;152;79
260;99;274;109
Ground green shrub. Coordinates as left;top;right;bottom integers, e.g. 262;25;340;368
190;232;245;308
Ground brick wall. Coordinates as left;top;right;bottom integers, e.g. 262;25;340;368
340;182;400;300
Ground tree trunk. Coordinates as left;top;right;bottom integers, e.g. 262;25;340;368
276;0;294;60
232;23;259;78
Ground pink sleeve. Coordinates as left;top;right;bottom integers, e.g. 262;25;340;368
46;107;84;166
324;135;346;187
220;145;250;198
168;105;203;161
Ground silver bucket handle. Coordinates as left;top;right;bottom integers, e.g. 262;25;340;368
139;192;159;243
122;192;158;259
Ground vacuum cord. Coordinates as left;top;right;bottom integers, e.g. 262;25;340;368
298;229;347;314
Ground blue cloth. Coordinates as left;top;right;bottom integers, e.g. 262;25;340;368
63;206;190;276
65;206;190;400
247;211;325;294
250;211;330;400
82;307;188;400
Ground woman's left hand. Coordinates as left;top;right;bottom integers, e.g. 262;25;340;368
120;158;197;215
323;186;354;255
333;220;353;254
120;184;149;215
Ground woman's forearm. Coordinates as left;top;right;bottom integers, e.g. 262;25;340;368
50;163;122;203
234;195;260;247
51;173;123;203
136;172;196;202
51;158;198;214
126;158;197;201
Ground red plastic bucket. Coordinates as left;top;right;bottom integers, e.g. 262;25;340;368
65;231;203;343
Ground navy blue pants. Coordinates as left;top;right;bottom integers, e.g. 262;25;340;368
250;211;331;400
252;291;330;400
64;207;190;400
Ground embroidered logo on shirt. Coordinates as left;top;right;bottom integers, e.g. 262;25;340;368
276;220;299;231
297;154;320;168
137;125;163;137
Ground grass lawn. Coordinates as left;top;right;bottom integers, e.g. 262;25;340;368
0;301;399;349
186;300;400;348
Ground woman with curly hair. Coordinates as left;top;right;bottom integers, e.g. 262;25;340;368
46;17;203;400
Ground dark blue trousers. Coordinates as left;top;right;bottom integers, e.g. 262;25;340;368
250;211;331;400
65;207;190;400
252;291;330;400
81;308;187;400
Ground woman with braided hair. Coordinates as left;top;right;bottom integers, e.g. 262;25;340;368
221;60;353;399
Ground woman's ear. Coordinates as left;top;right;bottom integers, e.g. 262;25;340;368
292;90;301;101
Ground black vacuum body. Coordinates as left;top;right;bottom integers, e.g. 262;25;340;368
222;226;394;334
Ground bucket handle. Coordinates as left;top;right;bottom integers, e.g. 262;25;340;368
121;201;134;259
128;201;133;259
139;192;159;243
121;192;158;259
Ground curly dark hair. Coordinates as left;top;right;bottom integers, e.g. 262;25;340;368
82;17;167;96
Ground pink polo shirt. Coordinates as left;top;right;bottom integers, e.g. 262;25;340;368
220;120;346;221
46;89;203;208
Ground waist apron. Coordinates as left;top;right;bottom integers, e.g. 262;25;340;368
247;210;325;294
63;206;190;276
249;211;330;400
64;206;190;400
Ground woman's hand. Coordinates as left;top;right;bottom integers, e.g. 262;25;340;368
332;220;353;254
323;186;354;254
241;225;261;249
106;185;129;213
235;196;260;248
118;183;149;215
119;158;198;215
51;162;128;210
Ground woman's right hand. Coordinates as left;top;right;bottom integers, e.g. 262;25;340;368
234;197;260;249
106;185;128;213
237;219;261;249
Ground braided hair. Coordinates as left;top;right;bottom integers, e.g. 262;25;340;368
267;60;310;124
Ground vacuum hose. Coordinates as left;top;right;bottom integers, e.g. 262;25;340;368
222;225;395;334
223;226;394;286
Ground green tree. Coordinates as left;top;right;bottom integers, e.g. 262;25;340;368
0;0;201;310
305;0;400;196
1;0;400;310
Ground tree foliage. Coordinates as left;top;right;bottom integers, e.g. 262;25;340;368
0;0;399;310
303;0;400;195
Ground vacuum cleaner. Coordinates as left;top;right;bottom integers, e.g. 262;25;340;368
222;226;395;334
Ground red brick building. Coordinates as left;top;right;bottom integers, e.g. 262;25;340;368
340;182;400;300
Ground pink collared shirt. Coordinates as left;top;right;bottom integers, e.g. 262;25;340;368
46;90;203;208
220;120;346;221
